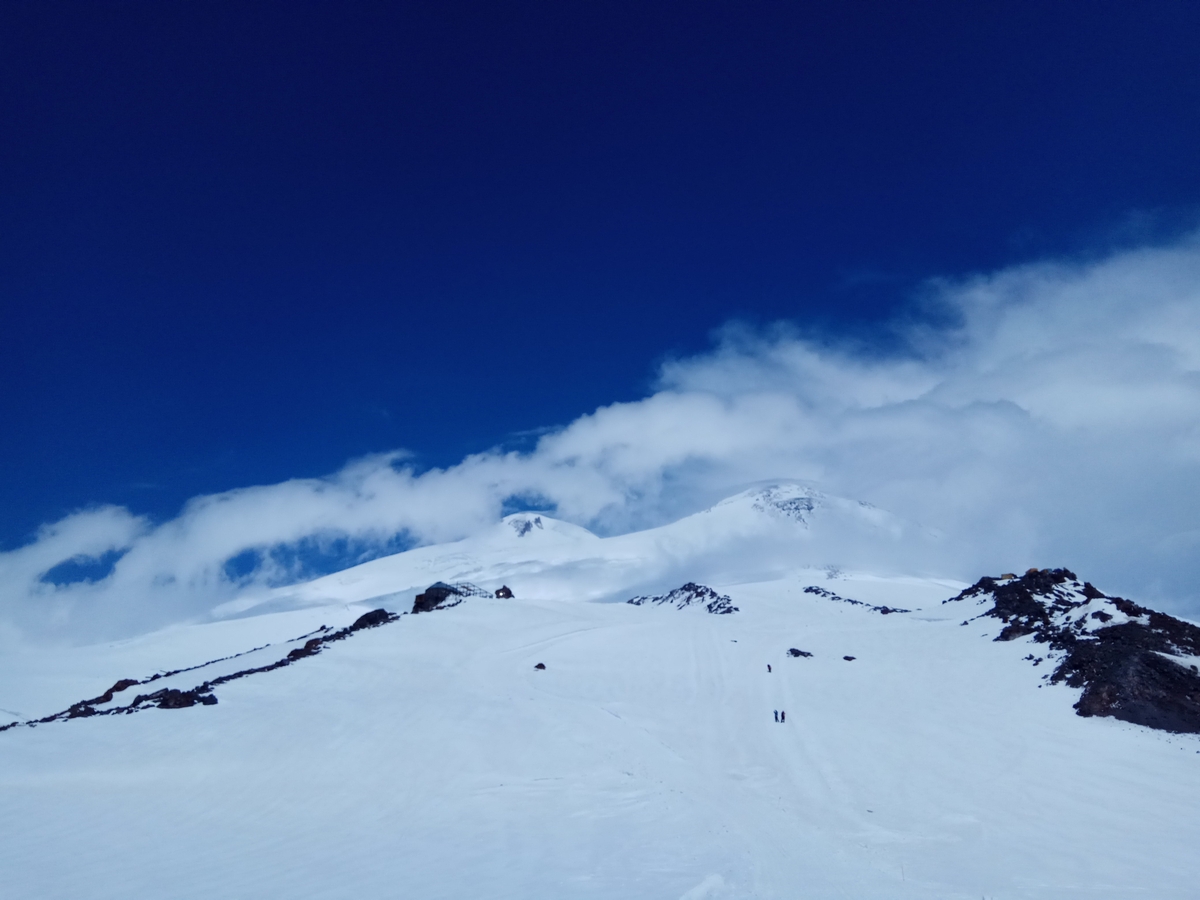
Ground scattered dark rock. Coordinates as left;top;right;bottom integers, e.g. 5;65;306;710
750;487;817;523
351;608;393;630
89;678;140;705
286;639;323;660
843;656;856;661
107;678;138;695
627;583;738;614
131;687;217;709
2;607;402;733
946;567;1200;734
787;648;813;658
510;516;543;537
534;663;546;670
803;585;910;615
495;585;514;599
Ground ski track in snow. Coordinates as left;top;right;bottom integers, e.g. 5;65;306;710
0;487;1198;899
1;579;1197;898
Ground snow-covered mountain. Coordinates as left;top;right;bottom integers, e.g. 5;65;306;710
1;485;1197;899
216;482;938;619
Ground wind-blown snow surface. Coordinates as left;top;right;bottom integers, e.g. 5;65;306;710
2;488;1198;899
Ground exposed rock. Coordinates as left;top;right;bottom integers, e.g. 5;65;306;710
89;678;139;705
804;585;910;615
751;485;818;523
1;610;401;732
843;656;856;661
510;516;543;537
534;663;546;670
287;639;323;660
130;687;218;710
627;583;738;615
412;582;461;613
787;648;812;658
351;609;393;630
945;568;1200;733
412;581;491;614
107;678;138;694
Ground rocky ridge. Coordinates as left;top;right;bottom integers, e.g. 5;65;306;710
750;485;818;523
0;608;398;732
803;585;910;615
411;581;492;613
627;583;738;615
946;568;1200;733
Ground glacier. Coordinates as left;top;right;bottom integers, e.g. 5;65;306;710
0;484;1197;899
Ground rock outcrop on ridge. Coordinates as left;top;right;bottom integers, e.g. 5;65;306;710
411;581;491;614
749;485;818;523
627;583;738;615
0;607;400;732
803;585;910;614
946;568;1200;733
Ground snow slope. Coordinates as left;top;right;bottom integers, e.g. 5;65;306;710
1;486;1197;899
220;483;938;618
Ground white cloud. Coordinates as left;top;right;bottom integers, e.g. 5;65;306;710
4;235;1200;641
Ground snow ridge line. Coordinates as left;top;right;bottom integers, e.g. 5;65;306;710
0;609;399;733
802;585;910;615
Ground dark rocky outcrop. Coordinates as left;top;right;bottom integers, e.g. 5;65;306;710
787;648;813;658
946;568;1200;733
411;581;492;614
413;582;462;613
510;516;543;537
803;585;909;615
287;638;323;660
132;687;218;709
90;678;139;705
351;609;393;630
1;609;401;733
627;583;738;615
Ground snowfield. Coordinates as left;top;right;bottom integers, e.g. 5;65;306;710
1;487;1197;898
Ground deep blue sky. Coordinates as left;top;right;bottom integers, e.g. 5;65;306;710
2;0;1199;549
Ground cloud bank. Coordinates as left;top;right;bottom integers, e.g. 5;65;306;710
4;235;1200;640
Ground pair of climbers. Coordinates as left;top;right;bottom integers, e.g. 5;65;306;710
770;663;785;721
